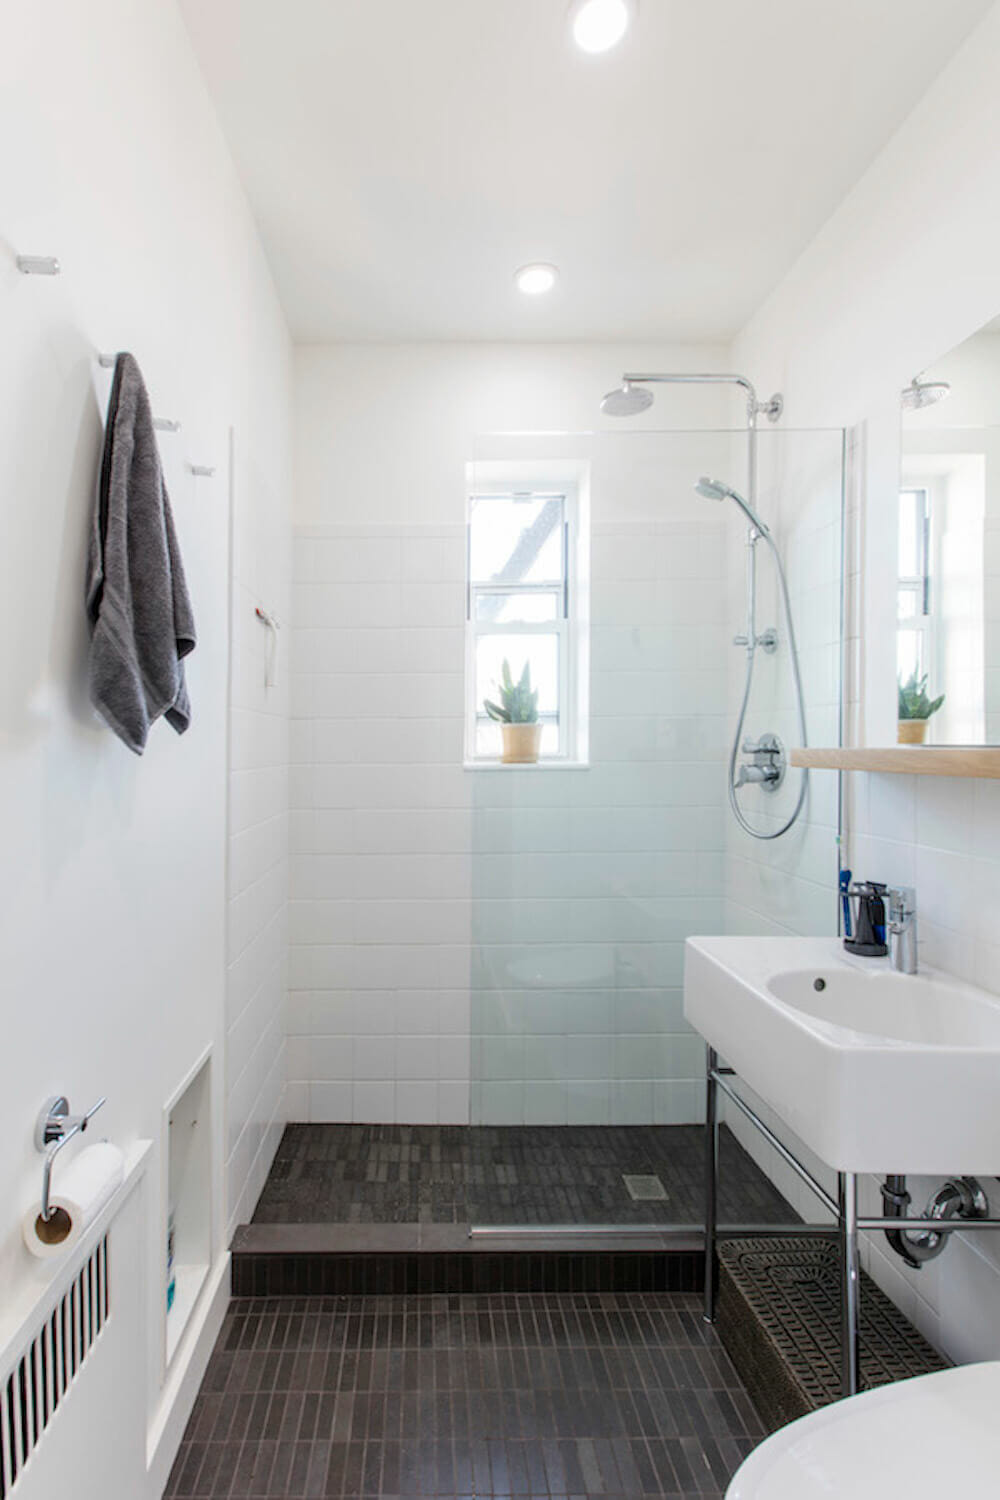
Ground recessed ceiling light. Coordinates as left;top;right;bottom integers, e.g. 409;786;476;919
515;263;559;296
570;0;634;54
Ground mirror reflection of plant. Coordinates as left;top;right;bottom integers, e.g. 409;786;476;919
898;671;945;721
483;659;540;725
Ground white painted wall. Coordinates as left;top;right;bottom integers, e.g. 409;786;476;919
0;1;290;1493
728;0;1000;1364
735;0;1000;751
294;342;736;528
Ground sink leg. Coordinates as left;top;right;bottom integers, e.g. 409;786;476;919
839;1170;860;1397
704;1046;718;1323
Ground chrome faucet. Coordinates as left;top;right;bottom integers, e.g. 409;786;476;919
887;887;918;974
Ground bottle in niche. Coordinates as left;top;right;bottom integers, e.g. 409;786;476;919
166;1208;176;1313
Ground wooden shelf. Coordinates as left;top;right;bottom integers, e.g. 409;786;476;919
790;746;1000;778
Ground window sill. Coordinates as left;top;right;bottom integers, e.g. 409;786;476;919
463;760;590;771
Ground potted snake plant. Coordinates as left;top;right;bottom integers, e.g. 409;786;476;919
484;659;543;764
898;671;945;744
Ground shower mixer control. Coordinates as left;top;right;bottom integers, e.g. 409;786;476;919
734;732;787;793
732;627;778;654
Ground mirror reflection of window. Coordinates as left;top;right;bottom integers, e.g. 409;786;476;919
897;460;986;744
898;320;1000;745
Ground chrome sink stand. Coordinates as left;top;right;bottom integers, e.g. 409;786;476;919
703;1046;1000;1398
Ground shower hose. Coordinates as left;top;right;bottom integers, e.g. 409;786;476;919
729;530;809;841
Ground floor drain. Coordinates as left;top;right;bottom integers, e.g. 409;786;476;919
623;1174;668;1202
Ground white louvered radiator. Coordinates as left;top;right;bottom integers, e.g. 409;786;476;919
0;1237;110;1495
0;1144;150;1500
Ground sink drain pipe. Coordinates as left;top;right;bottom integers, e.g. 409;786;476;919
881;1175;989;1267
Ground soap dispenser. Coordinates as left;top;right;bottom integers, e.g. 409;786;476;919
844;881;888;957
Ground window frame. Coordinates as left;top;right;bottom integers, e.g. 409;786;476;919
464;483;581;764
897;483;933;685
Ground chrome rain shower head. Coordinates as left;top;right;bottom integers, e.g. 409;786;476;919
901;376;951;412
695;476;770;537
600;379;655;417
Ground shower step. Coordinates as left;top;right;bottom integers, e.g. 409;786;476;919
231;1221;704;1297
716;1234;949;1434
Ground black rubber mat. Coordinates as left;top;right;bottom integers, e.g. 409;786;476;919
716;1235;948;1433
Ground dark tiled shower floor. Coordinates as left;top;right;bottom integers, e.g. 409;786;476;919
252;1125;793;1228
163;1291;766;1499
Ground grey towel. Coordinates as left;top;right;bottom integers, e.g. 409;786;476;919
85;353;196;755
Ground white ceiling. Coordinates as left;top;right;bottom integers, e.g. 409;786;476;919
179;0;992;343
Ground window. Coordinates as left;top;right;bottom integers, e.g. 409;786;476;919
897;486;931;683
465;486;585;762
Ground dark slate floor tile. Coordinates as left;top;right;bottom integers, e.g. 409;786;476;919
252;1123;792;1228
164;1291;765;1498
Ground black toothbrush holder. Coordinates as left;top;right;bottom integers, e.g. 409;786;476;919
844;881;888;957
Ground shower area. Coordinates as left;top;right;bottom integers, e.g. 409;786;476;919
266;377;844;1238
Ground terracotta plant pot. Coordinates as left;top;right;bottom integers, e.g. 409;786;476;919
897;718;929;745
501;722;543;764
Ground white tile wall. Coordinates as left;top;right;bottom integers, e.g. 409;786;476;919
289;519;728;1124
728;3;1000;1365
719;435;1000;1362
225;453;291;1237
289;525;471;1124
733;771;1000;1364
722;428;845;940
714;427;850;1311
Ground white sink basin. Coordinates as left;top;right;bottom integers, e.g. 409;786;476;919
684;935;1000;1173
767;965;1000;1047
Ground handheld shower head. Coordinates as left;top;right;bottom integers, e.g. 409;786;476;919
600;379;655;417
694;476;735;502
695;476;770;536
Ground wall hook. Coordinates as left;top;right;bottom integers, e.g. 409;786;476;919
17;254;61;276
97;355;180;432
188;463;216;478
256;607;281;688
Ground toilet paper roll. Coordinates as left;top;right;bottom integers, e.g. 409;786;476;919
22;1142;125;1260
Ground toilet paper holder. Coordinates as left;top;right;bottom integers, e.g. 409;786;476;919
34;1095;107;1221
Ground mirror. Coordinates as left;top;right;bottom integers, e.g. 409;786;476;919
898;318;1000;744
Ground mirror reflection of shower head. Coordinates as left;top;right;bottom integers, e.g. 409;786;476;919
901;376;951;411
600;379;655;417
695;476;770;536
